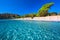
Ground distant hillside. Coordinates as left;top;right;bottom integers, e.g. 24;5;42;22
0;13;20;19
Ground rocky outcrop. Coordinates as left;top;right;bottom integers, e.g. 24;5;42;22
0;13;20;19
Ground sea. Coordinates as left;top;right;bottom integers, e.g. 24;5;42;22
0;20;60;40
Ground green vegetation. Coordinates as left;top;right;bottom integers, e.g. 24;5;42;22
36;2;54;17
22;14;36;19
17;2;59;18
15;16;21;18
49;12;57;16
21;2;55;18
1;2;60;19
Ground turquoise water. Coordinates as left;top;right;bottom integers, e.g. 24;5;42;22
0;20;60;40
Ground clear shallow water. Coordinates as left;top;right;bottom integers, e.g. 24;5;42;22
0;20;60;40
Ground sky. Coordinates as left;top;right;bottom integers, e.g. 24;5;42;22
0;0;60;15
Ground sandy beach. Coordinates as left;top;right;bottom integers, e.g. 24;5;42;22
13;16;60;21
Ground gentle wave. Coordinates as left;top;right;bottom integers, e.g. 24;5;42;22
0;20;60;40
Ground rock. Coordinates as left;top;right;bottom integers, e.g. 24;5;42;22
0;13;20;19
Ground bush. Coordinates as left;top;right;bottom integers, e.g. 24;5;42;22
49;12;57;16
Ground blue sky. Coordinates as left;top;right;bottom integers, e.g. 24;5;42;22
0;0;60;15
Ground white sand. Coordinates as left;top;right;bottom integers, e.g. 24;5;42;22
12;16;60;21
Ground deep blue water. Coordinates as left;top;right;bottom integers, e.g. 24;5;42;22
0;20;60;40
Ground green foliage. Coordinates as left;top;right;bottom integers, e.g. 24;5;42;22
15;16;21;18
36;2;54;17
20;2;56;18
22;14;36;18
39;2;54;11
46;12;57;16
49;12;57;16
57;14;60;15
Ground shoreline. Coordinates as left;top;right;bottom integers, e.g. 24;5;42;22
11;16;60;21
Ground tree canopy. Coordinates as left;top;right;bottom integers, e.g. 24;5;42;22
36;2;54;17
